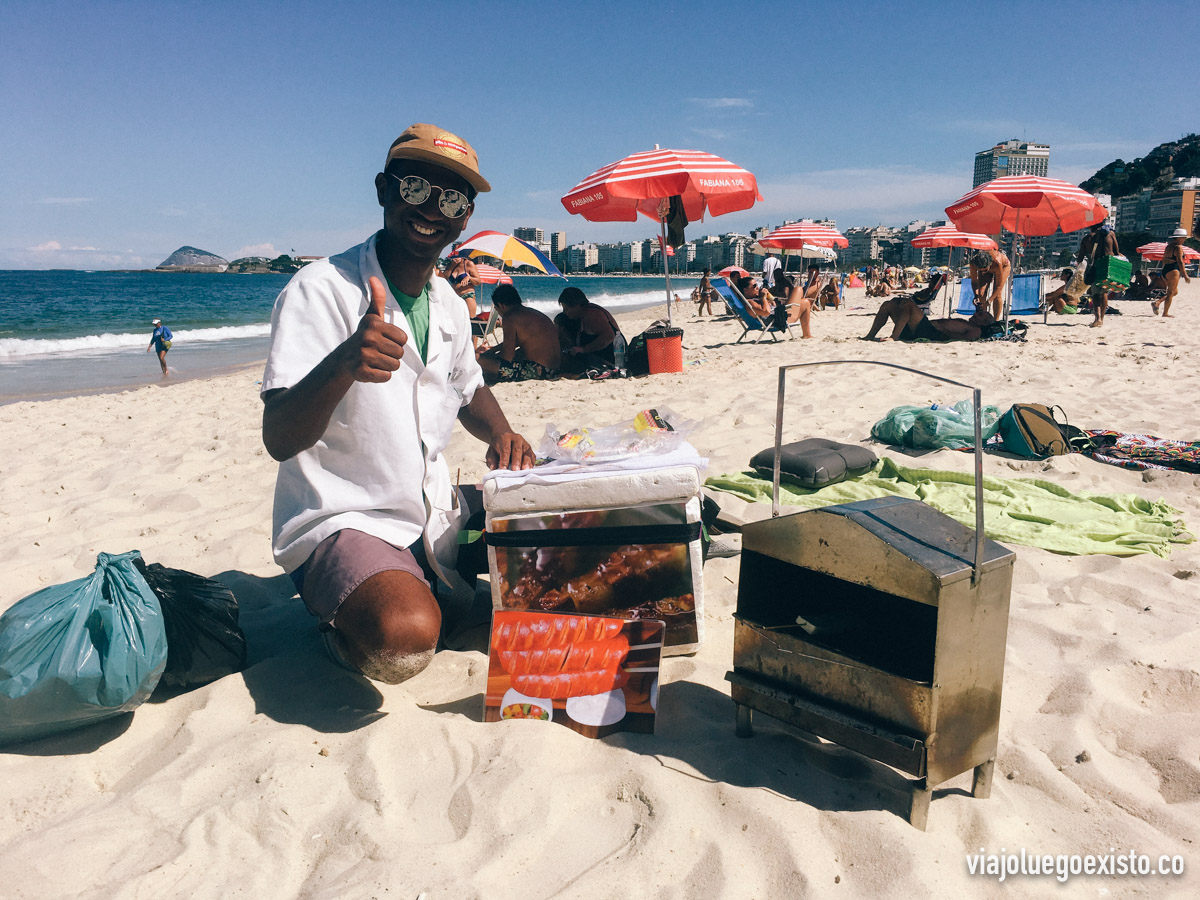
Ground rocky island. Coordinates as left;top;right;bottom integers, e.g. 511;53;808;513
154;246;310;274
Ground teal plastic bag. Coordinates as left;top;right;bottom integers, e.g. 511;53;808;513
872;400;1001;450
0;551;167;746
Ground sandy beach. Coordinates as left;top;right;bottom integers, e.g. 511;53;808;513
1;282;1197;898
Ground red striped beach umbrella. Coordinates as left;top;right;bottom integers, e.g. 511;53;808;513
945;176;1107;237
474;263;513;285
757;222;848;250
1136;241;1200;262
561;147;761;223
909;225;998;250
562;146;762;325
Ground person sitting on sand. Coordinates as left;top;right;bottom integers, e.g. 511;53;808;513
801;264;823;305
1123;269;1151;301
1045;266;1086;314
555;286;622;376
866;270;894;298
477;284;560;383
864;295;996;342
260;123;534;686
1155;228;1193;318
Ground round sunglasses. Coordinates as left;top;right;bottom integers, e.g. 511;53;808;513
389;173;471;219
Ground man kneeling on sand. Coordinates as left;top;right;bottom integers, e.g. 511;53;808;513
864;295;995;342
477;284;561;383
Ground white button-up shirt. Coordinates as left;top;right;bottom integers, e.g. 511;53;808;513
262;232;484;583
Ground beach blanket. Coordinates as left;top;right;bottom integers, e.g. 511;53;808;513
1082;431;1200;474
705;458;1193;558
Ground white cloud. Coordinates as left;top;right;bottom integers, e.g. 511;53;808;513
29;240;62;251
36;197;93;205
691;127;732;141
1;243;149;269
688;97;753;109
234;242;278;259
755;166;969;221
69;245;99;251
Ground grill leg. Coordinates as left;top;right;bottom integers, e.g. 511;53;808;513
972;759;995;799
909;779;932;831
735;703;754;738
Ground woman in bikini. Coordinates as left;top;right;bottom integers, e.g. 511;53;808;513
440;255;480;319
1155;228;1192;318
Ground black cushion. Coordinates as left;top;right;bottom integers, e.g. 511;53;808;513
749;438;878;489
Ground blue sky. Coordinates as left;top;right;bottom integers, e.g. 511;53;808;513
1;0;1193;269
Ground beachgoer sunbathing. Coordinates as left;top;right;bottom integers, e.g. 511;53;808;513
1122;270;1151;301
1155;228;1193;317
1045;266;1086;314
818;275;840;310
477;284;561;383
769;270;813;336
866;272;894;298
440;255;480;319
735;276;774;318
864;296;996;342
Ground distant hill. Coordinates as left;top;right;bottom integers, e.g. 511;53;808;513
157;246;229;269
1081;134;1200;197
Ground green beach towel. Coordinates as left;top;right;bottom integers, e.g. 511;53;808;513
705;458;1193;558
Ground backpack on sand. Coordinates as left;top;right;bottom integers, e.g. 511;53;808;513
997;404;1092;458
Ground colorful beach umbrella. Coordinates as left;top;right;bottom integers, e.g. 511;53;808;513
944;176;1107;237
1136;241;1200;262
455;231;563;276
473;263;513;284
909;225;998;250
561;146;761;325
717;265;749;279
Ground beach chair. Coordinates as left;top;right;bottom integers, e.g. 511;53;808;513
710;277;794;342
953;277;978;315
470;308;500;346
895;272;950;313
1009;273;1044;321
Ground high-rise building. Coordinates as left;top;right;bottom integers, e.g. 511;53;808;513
513;227;544;243
973;140;1050;187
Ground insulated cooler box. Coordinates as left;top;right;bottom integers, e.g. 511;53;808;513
1092;255;1132;290
484;465;705;655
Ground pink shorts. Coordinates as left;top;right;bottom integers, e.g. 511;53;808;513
290;529;433;630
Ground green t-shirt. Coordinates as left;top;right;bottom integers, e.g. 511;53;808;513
386;278;430;364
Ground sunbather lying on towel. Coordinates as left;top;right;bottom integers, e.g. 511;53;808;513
864;296;995;342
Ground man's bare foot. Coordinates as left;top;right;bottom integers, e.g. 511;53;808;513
1089;320;1102;327
1163;313;1174;318
1151;300;1161;315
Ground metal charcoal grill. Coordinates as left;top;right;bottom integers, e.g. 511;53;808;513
726;362;1016;829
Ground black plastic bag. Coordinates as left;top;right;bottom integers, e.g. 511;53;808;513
134;560;247;689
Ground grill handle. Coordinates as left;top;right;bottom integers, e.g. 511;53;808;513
772;361;986;586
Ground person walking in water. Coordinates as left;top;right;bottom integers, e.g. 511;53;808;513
147;318;172;375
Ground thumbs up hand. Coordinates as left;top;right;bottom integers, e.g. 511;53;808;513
341;276;409;382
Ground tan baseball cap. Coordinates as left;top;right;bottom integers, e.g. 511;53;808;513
385;123;490;193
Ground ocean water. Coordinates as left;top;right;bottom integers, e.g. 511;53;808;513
0;269;700;404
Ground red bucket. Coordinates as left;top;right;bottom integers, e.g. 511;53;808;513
646;327;684;375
